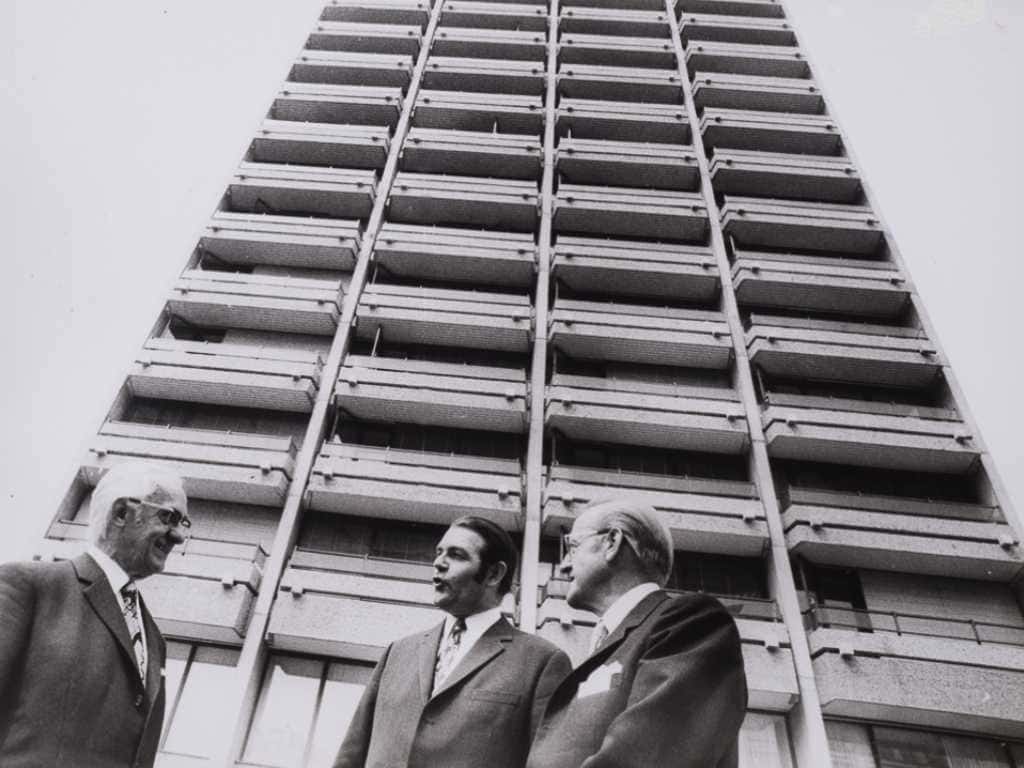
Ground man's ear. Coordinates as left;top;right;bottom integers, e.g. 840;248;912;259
604;529;624;563
110;499;131;527
486;561;508;589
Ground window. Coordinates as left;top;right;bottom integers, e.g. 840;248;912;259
297;513;446;563
826;721;1024;768
669;551;768;599
159;643;240;762
242;655;373;768
738;713;795;768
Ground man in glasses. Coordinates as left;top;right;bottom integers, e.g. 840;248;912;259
0;462;189;767
526;499;747;768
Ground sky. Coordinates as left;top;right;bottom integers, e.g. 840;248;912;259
4;0;1023;565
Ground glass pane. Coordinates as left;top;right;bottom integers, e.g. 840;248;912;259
874;726;948;768
306;666;372;768
242;656;323;767
160;655;188;743
940;733;1011;768
826;721;876;768
162;647;239;759
738;713;794;768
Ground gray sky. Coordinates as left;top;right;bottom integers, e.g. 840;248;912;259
4;0;1022;565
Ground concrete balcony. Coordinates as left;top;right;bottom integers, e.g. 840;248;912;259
679;13;797;45
374;222;536;286
808;623;1024;739
746;314;943;388
762;404;980;474
442;1;549;33
553;184;708;241
126;338;324;413
782;489;1023;581
700;108;842;155
538;589;796;709
412;89;544;134
421;56;546;95
693;72;824;114
250;120;390;169
268;549;441;659
562;0;665;11
720;196;883;255
271;83;404;127
432;27;547;60
356;283;533;352
290;50;415;89
677;0;786;19
551;235;718;301
549;298;732;368
401;128;543;179
168;270;342;336
685;41;809;78
199;211;362;270
307;21;423;56
226;161;377;220
710;148;861;203
555;137;700;190
558;7;671;37
732;250;909;318
559;32;678;69
542;464;766;556
557;98;690;143
337;354;528;432
36;533;268;646
558;63;684;103
307;442;524;527
83;421;295;506
321;0;431;27
547;373;748;453
387;172;539;231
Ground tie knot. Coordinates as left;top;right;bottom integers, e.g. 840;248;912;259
121;582;138;601
451;618;467;638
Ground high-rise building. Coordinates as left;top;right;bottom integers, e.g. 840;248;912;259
34;0;1024;765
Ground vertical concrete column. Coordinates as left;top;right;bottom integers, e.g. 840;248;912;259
215;2;448;763
662;3;832;765
519;0;561;634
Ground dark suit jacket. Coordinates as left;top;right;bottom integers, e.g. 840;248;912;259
0;554;167;768
334;616;572;768
526;591;747;768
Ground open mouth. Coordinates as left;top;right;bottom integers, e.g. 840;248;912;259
153;539;173;557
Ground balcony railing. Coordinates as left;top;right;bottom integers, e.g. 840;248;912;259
804;606;1024;648
721;196;883;254
387;171;539;230
374;222;537;286
559;32;678;69
679;13;797;45
555;137;700;190
562;0;665;11
685;41;809;79
553;184;708;240
700;107;841;155
306;21;424;56
442;1;549;33
290;49;415;89
127;338;324;413
199;211;362;270
693;72;824;114
676;0;786;19
412;89;545;134
249;120;390;169
421;56;546;95
321;0;431;27
558;63;684;103
557;98;690;143
401;127;543;179
710;148;861;203
356;283;533;351
558;7;671;38
337;354;529;432
270;83;404;127
431;27;547;60
551;235;718;301
226;161;377;220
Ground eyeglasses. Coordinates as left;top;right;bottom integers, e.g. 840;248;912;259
125;497;192;529
561;528;610;558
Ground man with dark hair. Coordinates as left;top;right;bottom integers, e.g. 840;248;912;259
334;516;572;768
526;499;747;768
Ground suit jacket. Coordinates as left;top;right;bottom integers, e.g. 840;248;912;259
526;591;747;768
0;554;167;768
334;616;572;768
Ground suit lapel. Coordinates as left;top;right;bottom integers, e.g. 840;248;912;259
574;591;669;677
73;554;141;680
431;617;511;699
140;595;163;702
418;623;445;704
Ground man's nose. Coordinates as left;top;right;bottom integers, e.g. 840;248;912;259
168;526;187;544
558;559;572;578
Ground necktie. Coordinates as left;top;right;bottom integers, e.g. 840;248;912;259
433;618;467;690
589;620;609;655
120;582;148;682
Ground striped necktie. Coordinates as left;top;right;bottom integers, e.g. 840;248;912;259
589;620;610;655
433;618;467;690
120;582;147;682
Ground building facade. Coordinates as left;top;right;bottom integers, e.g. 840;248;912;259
35;0;1024;765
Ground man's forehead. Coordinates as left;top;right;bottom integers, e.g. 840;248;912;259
572;508;604;532
146;479;187;508
438;525;484;552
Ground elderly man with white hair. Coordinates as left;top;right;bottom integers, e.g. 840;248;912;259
0;463;189;768
526;498;748;768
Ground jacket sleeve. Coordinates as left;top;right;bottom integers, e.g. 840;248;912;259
0;563;36;704
529;646;573;739
332;644;390;768
581;595;748;768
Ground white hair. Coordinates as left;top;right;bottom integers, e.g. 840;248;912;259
583;498;675;586
88;463;187;545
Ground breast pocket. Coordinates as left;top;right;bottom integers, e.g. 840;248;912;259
469;689;522;706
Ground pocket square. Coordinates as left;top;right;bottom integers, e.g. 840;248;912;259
577;661;622;699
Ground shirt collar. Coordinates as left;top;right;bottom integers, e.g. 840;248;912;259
444;605;503;636
599;582;661;636
87;545;132;595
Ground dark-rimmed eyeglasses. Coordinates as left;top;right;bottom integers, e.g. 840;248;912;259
561;528;610;557
125;497;192;529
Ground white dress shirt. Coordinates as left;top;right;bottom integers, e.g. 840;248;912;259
87;545;149;667
439;606;504;674
596;581;661;638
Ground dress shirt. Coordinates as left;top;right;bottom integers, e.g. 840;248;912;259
439;606;504;674
86;545;149;666
597;582;661;637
